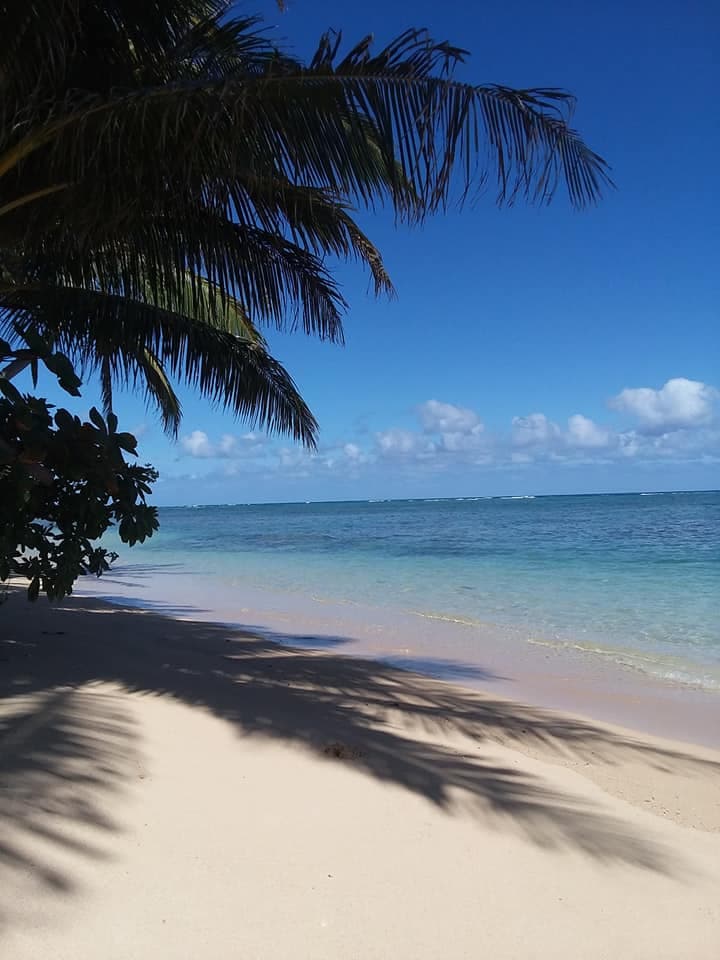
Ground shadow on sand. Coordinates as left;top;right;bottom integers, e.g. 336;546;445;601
2;589;718;925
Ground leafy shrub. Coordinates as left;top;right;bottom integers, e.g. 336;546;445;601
0;337;157;600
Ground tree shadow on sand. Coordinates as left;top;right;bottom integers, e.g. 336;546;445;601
2;590;719;921
0;678;141;930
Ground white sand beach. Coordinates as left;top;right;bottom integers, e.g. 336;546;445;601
1;591;719;959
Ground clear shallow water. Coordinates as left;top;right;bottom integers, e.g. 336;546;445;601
104;491;720;690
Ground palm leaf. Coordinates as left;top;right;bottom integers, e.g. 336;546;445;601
0;5;611;450
1;27;610;215
134;348;183;435
1;286;318;445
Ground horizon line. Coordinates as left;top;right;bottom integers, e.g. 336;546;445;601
156;488;720;509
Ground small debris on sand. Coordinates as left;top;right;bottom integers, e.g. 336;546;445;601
322;742;364;761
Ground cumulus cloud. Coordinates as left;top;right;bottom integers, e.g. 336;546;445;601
380;384;719;470
418;400;483;435
275;439;375;476
278;447;314;472
178;379;719;484
180;430;215;457
566;414;611;449
376;428;432;458
343;442;363;461
511;413;561;447
437;430;486;453
218;434;238;456
609;378;717;432
411;400;486;458
511;412;611;454
180;430;265;458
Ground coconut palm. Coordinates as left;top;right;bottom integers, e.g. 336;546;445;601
0;1;610;446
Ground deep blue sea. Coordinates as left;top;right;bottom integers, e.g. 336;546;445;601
106;491;720;690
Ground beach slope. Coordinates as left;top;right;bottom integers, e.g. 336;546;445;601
1;592;719;959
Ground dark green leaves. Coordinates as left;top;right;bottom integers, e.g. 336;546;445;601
43;352;82;395
0;378;23;404
88;406;106;432
4;287;318;446
115;432;138;454
0;329;83;395
0;349;158;600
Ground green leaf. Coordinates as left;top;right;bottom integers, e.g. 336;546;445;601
54;408;77;432
88;407;106;432
58;377;82;397
18;327;51;358
115;432;138;454
44;353;83;395
8;288;319;446
0;379;23;404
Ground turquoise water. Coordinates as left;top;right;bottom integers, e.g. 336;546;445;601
106;491;720;690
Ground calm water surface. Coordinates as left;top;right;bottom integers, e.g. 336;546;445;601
103;491;720;690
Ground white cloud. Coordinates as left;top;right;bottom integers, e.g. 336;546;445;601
273;438;374;478
218;434;237;456
511;412;612;456
511;413;561;447
180;430;265;459
410;400;486;458
418;400;483;435
178;380;719;484
278;447;312;470
617;431;640;458
610;378;717;431
644;425;720;458
376;428;430;457
437;430;486;453
180;430;215;457
343;442;362;461
566;414;611;449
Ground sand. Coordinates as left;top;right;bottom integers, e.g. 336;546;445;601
1;590;719;959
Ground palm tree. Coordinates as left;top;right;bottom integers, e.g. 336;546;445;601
0;1;610;446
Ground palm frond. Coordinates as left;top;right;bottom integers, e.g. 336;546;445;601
4;177;395;313
134;347;183;435
99;354;114;416
0;6;610;450
0;1;79;114
12;213;356;341
1;286;318;445
1;26;609;214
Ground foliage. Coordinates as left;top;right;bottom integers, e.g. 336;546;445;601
0;337;158;601
0;1;611;445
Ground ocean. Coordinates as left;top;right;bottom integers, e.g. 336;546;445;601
97;490;720;693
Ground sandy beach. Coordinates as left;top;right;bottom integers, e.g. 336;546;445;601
1;588;719;959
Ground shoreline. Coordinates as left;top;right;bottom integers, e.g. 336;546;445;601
73;567;720;750
1;587;720;958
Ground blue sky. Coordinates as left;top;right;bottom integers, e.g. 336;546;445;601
38;0;720;503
